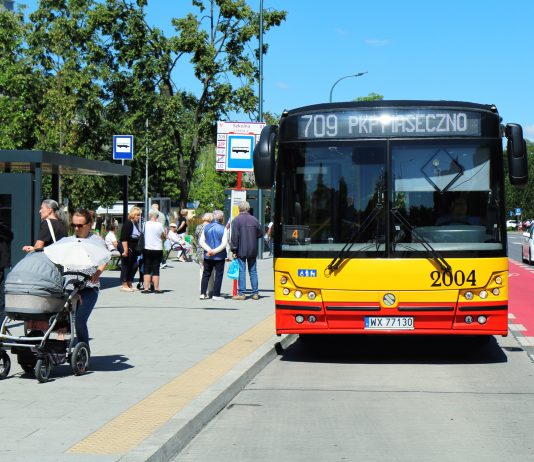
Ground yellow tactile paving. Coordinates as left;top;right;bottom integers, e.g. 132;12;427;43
68;314;275;455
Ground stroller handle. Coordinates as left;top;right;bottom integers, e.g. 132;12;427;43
63;272;91;290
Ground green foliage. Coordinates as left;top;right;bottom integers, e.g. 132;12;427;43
189;144;231;213
355;92;384;101
0;0;286;211
0;9;42;149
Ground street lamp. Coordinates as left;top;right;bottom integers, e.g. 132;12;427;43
329;72;368;103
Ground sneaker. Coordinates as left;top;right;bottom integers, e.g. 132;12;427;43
232;294;246;300
251;294;260;300
199;294;207;300
212;296;224;301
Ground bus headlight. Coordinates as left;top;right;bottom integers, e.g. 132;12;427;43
294;290;303;299
295;315;304;324
464;291;474;300
495;276;502;285
280;276;288;284
492;288;500;296
307;291;317;300
479;290;488;299
308;315;317;323
282;288;290;295
477;315;487;324
465;316;473;324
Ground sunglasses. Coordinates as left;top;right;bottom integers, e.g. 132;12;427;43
72;223;88;229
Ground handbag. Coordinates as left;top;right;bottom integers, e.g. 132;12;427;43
227;259;239;280
135;232;145;253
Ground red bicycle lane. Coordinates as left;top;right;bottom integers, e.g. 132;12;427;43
508;259;534;344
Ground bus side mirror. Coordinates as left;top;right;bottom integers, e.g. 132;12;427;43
254;125;277;189
505;123;528;186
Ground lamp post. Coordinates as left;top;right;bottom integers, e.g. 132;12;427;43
329;72;368;103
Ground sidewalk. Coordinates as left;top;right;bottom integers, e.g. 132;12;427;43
0;254;290;462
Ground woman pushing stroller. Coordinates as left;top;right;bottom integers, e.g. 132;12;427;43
66;209;108;349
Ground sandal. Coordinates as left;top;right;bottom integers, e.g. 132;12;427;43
154;290;164;294
141;290;151;294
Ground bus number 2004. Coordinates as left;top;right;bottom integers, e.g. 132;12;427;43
430;270;476;287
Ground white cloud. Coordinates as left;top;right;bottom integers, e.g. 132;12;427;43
335;28;349;37
365;39;389;46
524;124;534;141
276;81;289;90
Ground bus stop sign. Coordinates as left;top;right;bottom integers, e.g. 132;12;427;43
216;121;265;172
113;135;134;160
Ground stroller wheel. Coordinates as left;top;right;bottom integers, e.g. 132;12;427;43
0;351;11;379
70;342;90;376
35;356;51;383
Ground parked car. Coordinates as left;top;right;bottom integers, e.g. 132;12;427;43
522;226;534;264
506;219;518;229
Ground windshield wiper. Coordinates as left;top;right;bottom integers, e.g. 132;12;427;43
390;208;451;272
327;204;383;272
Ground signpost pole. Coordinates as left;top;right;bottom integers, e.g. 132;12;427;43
145;118;149;221
233;171;243;296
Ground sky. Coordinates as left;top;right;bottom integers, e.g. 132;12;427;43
19;0;534;139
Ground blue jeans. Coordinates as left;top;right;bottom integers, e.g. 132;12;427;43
75;287;99;345
237;257;258;295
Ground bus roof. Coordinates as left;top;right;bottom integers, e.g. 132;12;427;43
283;100;499;117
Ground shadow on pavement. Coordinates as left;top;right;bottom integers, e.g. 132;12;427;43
99;276;122;290
279;334;510;365
90;354;134;372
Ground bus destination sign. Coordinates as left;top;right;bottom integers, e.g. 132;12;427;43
297;109;481;139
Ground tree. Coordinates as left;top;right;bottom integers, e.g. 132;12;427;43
0;8;42;149
27;0;123;207
1;0;287;210
355;92;384;102
169;0;286;206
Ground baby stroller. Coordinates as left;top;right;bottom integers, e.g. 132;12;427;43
0;251;90;383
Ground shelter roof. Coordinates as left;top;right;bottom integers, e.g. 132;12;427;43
0;150;131;176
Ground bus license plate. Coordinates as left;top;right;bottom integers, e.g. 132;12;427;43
364;317;414;330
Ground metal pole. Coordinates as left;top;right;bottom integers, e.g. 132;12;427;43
329;72;368;103
258;0;263;122
144;118;149;222
257;0;264;259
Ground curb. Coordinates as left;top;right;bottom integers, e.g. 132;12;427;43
120;334;298;462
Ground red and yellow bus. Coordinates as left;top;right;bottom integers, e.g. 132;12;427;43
254;101;527;338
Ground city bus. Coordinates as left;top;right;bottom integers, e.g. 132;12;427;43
253;101;528;338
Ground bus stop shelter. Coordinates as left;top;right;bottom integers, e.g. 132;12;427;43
0;150;131;267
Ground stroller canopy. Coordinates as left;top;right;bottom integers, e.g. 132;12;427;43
5;251;64;297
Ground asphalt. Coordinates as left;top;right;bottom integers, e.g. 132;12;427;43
0;253;294;462
4;249;532;462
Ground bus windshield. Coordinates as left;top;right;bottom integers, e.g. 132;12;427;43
277;139;505;257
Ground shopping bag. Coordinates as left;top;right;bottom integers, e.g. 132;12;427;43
227;259;239;280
